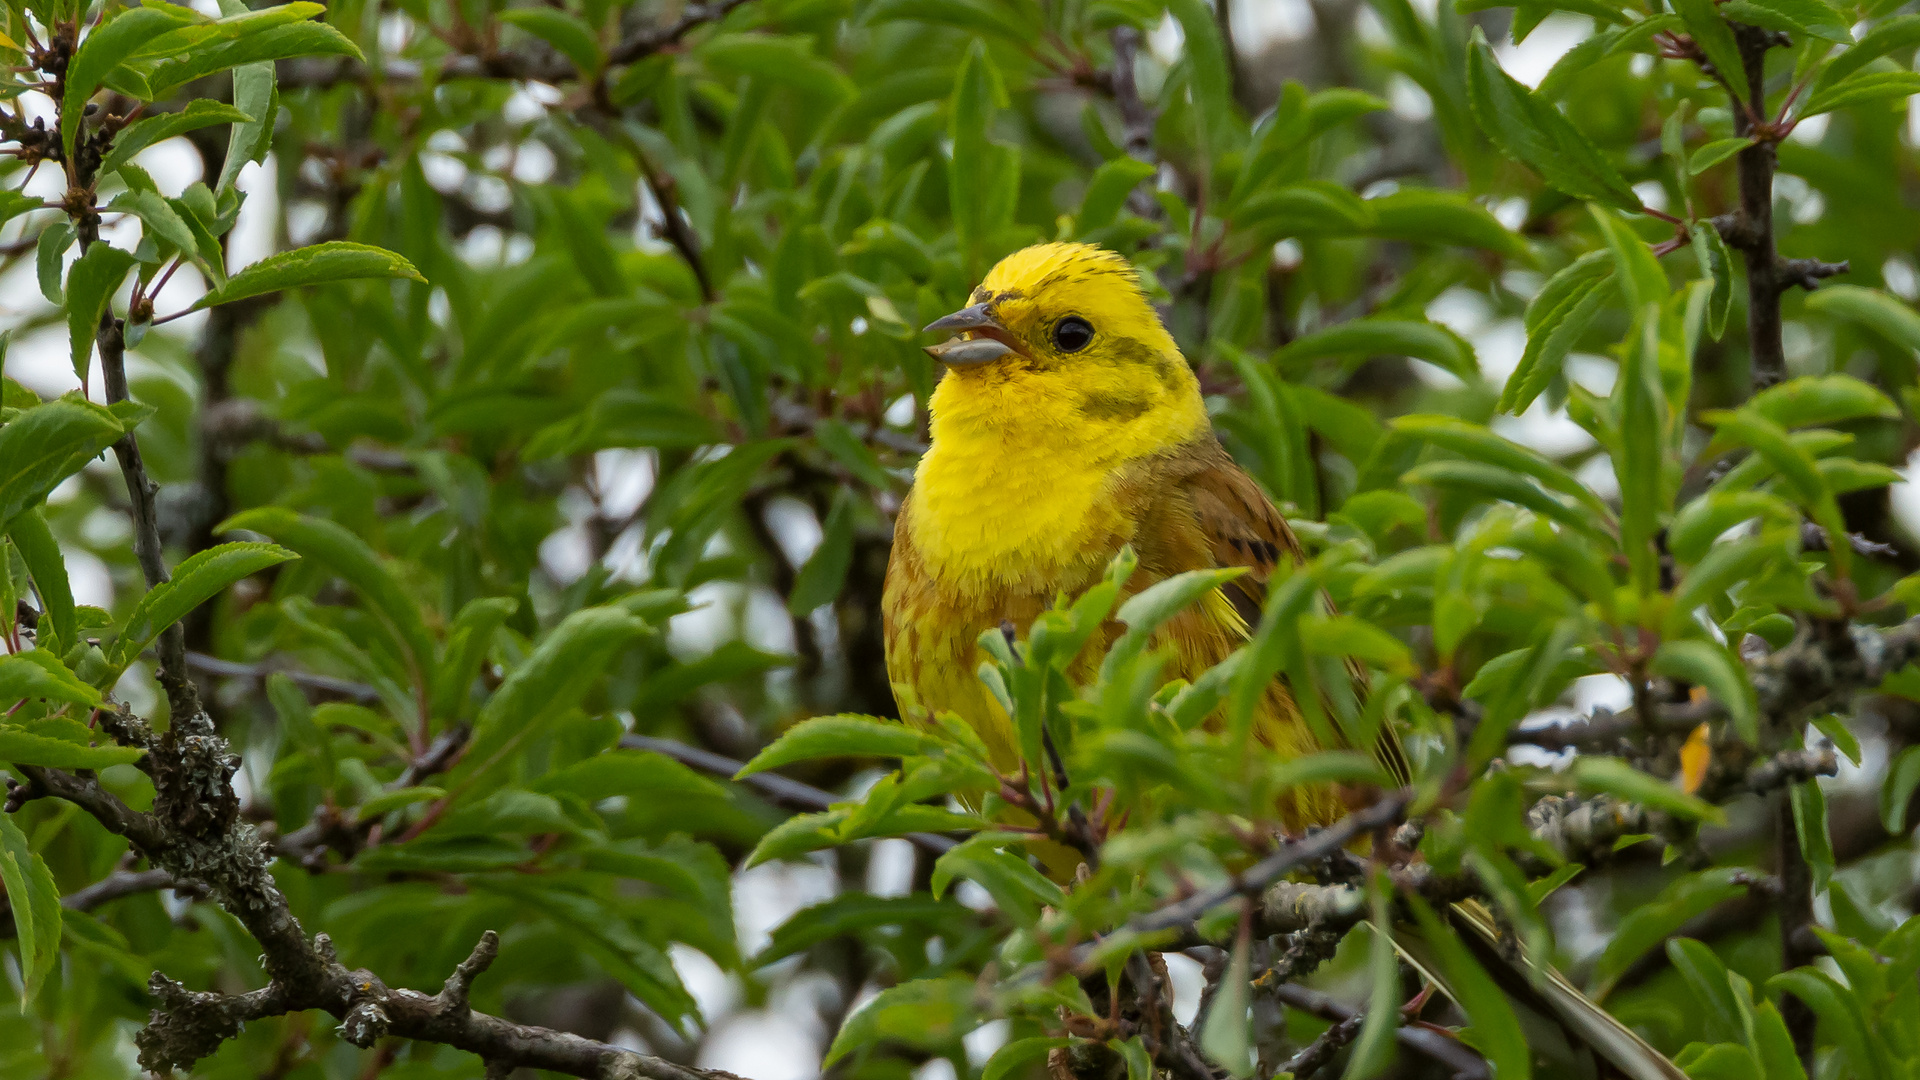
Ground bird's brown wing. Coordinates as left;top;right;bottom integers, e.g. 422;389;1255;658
1157;440;1411;786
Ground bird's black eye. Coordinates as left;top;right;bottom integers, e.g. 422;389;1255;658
1052;315;1094;353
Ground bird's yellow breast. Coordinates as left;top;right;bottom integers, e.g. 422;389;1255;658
904;364;1209;592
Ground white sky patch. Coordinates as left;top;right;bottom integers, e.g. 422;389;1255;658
1494;14;1592;88
228;153;280;273
1231;0;1316;46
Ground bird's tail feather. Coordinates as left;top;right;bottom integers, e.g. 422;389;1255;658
1388;899;1686;1080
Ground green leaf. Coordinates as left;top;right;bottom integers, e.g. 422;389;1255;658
1365;188;1528;256
1588;867;1755;994
1806;284;1920;353
352;785;444;819
1344;872;1399;1079
1503;252;1614;412
218;30;275;195
1812;714;1861;767
1789;777;1834;894
825;976;979;1064
984;1038;1075;1080
36;221;74;305
432;596;518;720
1689;222;1734;340
1405;893;1531;1080
0;810;61;1007
61;5;199;157
1803;71;1920;119
0;650;102;709
1721;0;1852;40
1199;931;1253;1077
9;510;74;656
737;715;946;776
948;39;1007;270
1276;318;1477;380
1573;757;1726;824
1404;460;1597;536
65;244;137;382
1667;491;1798;565
1167;0;1235;172
0;397;136;529
145;20;363;98
1882;745;1920;832
499;8;602;74
1591;206;1666;310
1689;137;1753;175
0;191;43;234
1651;639;1757;745
107;542;297;672
100;100;252;178
931;835;1064;925
1393;414;1612;522
106;188;197;255
1821;13;1920;87
788;488;855;615
531;750;725;802
1749;374;1899;429
196;241;423;309
1081;158;1157;237
217;508;437;706
1466;28;1640;210
1766;969;1883;1080
0;726;142;769
1749;1000;1810;1080
460;606;649;780
1671;0;1749;102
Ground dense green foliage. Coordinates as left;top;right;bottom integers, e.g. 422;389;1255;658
8;0;1920;1077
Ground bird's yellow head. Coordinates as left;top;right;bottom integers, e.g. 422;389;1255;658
921;243;1205;450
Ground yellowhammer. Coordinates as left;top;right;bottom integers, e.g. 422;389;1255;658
881;241;1684;1080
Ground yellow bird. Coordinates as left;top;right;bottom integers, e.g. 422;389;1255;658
882;241;1685;1080
883;241;1345;826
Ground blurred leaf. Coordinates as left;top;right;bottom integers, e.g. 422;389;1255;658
1882;745;1920;832
737;715;946;776
789;488;856;615
1671;0;1749;101
219;508;437;708
1573;757;1726;824
1405;893;1531;1080
1650;640;1757;745
461;606;649;779
1805;285;1920;354
1765;969;1884;1079
1689;138;1753;175
1199;931;1253;1076
1277;318;1476;380
1589;867;1755;994
0;810;60;1007
825;976;979;1064
196;242;424;309
1803;71;1920;118
499;8;601;74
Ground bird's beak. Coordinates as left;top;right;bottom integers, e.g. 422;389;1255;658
922;303;1015;366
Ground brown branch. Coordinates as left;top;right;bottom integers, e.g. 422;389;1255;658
1268;983;1488;1080
1276;1010;1363;1080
